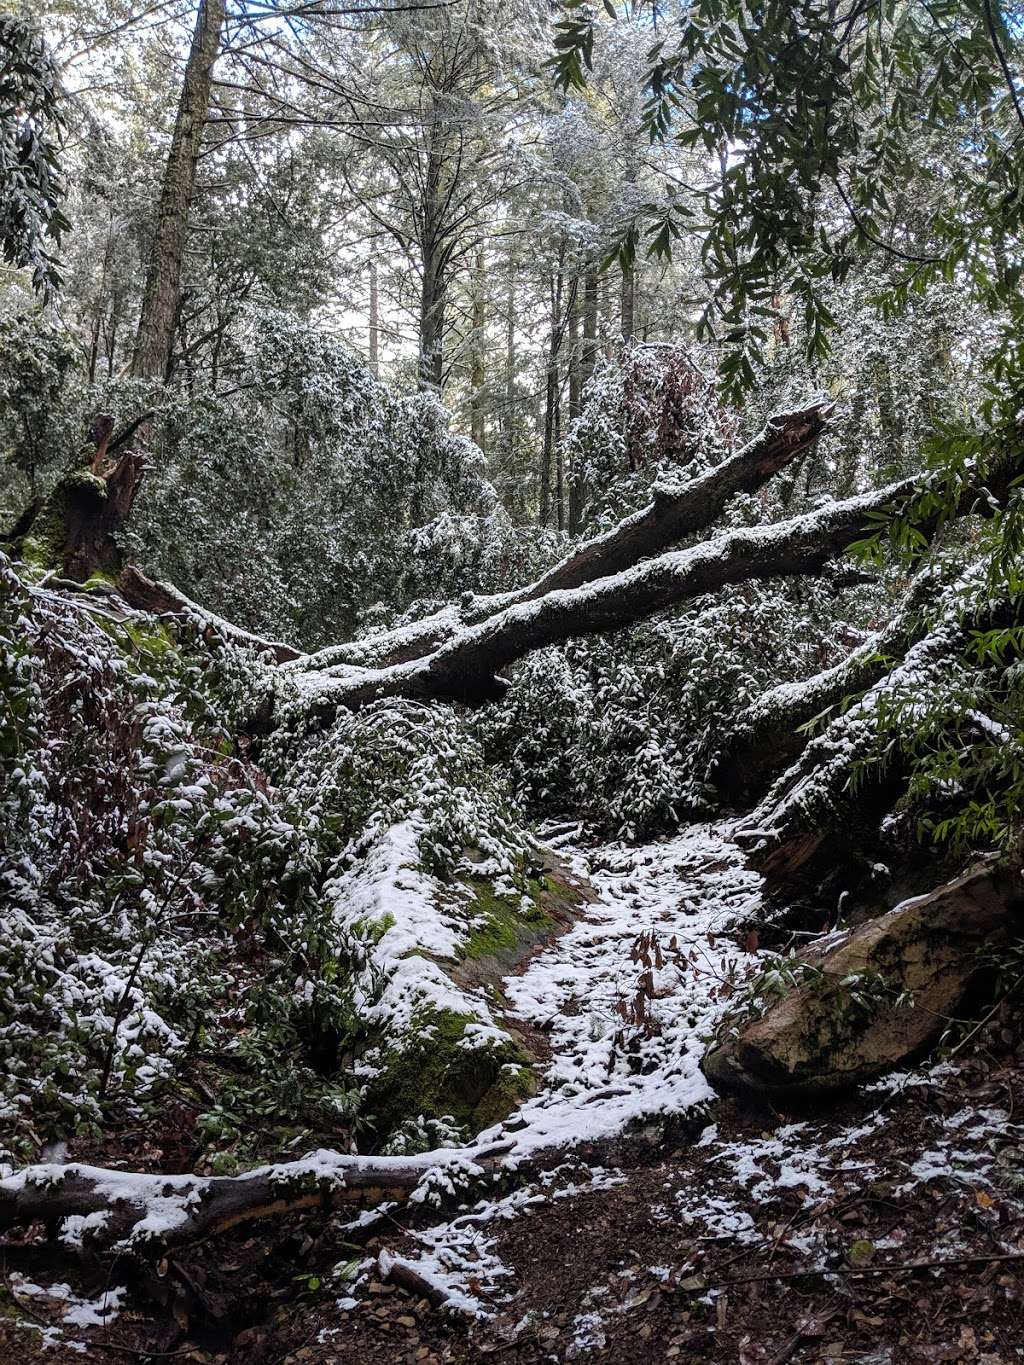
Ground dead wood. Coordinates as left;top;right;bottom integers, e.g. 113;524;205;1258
298;400;834;674
0;1143;513;1257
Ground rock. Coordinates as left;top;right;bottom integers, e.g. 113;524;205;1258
703;860;1024;1100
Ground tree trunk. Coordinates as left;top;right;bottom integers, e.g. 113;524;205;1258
471;249;486;450
620;261;635;342
569;272;599;534
0;1142;514;1256
300;471;915;713
504;273;517;497
368;257;380;378
418;138;446;393
131;0;226;381
10;416;147;582
540;269;563;528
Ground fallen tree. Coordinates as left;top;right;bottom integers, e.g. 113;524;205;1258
294;400;834;673
708;566;939;804
0;1141;515;1255
293;479;919;711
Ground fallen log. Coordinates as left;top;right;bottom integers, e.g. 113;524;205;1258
0;1142;513;1255
732;573;1024;882
295;478;920;713
295;400;834;674
708;566;938;804
116;564;303;664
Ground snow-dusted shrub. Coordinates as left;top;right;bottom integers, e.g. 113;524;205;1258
0;556;361;1161
479;578;852;839
0;554;540;1162
562;344;738;529
0;308;505;648
403;504;564;605
0;311;79;517
273;698;532;884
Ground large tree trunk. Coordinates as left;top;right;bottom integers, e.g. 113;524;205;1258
9;415;147;581
418;135;447;392
131;0;226;381
539;268;564;528
568;271;599;534
289;433;1024;715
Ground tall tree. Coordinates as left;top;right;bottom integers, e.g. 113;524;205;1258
131;0;226;380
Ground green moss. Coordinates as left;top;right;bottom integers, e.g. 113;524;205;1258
82;570;117;590
472;1064;537;1130
96;615;177;664
350;911;396;945
462;878;554;961
366;1007;533;1138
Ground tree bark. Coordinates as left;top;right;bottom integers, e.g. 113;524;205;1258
298;475;918;713
297;401;833;675
131;0;226;381
568;272;599;534
471;248;486;450
418;132;447;392
368;257;380;378
11;415;147;581
0;1143;511;1255
539;268;563;528
620;260;635;342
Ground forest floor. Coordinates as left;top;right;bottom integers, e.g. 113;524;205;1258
5;826;1024;1364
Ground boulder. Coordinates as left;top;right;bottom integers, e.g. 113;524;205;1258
703;859;1024;1100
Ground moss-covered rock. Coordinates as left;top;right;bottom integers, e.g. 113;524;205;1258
365;1007;535;1138
462;878;554;960
703;858;1024;1100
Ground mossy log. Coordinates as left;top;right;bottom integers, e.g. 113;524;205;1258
703;858;1024;1100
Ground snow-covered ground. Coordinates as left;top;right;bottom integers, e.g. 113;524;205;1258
488;823;764;1158
361;822;767;1312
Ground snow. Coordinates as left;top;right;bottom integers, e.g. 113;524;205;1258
8;1275;125;1344
323;818;504;1040
482;823;763;1158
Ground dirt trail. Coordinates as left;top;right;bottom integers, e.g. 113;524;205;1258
9;827;1024;1363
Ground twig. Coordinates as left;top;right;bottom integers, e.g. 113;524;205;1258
948;971;1024;1058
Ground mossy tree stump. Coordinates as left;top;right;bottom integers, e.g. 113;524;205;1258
6;414;146;582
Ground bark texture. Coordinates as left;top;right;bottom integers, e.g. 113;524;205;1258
703;860;1023;1100
131;0;226;381
0;1143;510;1255
13;415;146;581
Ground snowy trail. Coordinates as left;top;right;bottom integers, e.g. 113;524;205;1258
355;828;1024;1335
487;821;764;1158
345;822;768;1320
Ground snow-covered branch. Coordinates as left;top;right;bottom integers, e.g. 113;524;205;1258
297;400;834;674
295;478;918;713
